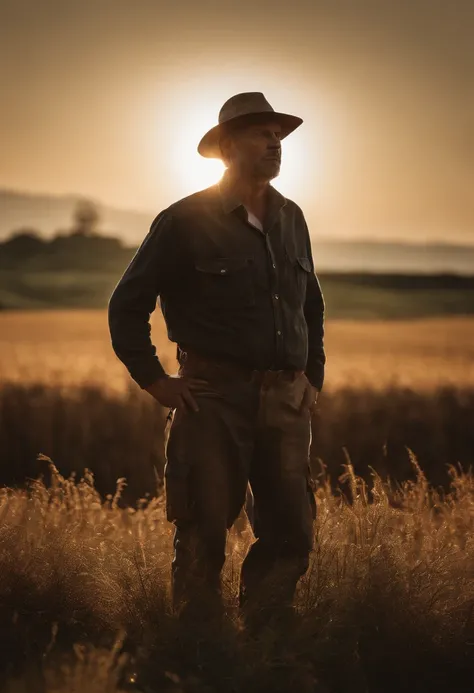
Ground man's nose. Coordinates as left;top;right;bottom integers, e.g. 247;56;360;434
268;139;281;152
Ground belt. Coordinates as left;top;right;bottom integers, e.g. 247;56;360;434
177;347;303;384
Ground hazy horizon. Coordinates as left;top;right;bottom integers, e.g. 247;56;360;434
1;0;473;244
3;186;474;252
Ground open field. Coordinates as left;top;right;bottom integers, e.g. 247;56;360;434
1;310;473;496
1;310;474;391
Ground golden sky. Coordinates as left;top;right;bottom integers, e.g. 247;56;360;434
1;0;473;243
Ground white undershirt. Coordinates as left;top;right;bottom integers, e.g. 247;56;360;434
245;207;263;232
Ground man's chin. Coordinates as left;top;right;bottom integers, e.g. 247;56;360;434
261;163;281;180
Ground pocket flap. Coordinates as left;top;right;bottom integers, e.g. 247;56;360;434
296;256;312;272
195;257;250;274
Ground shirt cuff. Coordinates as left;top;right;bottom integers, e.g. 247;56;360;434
305;365;324;392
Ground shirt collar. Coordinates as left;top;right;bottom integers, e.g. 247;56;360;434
217;169;287;219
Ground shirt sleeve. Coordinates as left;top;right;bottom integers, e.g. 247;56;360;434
107;210;175;389
302;217;326;391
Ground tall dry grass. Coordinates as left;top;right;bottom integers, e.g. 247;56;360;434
0;381;472;499
0;456;472;692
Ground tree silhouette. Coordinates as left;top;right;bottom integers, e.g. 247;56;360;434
71;199;101;237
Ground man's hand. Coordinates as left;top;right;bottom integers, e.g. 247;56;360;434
144;375;206;412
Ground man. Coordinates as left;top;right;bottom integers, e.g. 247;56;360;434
108;92;326;626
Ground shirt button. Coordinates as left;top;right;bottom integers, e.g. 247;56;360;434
220;269;227;274
272;263;276;269
277;330;282;336
274;294;279;300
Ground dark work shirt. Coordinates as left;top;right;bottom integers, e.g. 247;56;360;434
108;171;326;390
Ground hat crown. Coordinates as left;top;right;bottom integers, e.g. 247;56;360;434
198;92;302;158
218;92;274;124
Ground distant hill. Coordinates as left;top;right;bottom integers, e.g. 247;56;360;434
1;188;474;274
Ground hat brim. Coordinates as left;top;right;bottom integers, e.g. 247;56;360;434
197;111;303;159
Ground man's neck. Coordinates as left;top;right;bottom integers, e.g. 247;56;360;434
224;170;270;211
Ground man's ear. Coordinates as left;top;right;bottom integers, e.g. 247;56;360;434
219;134;231;166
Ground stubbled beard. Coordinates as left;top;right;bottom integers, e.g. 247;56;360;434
233;159;281;181
256;160;281;180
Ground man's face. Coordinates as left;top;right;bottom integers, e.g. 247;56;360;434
222;119;283;181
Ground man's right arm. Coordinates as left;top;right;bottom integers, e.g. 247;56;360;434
107;210;174;389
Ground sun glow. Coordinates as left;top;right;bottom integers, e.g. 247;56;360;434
272;130;307;199
168;108;226;196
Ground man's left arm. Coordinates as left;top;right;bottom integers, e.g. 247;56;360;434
302;219;326;393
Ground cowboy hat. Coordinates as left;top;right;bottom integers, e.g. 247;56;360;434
197;92;303;159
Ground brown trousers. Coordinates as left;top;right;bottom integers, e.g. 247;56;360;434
164;352;317;621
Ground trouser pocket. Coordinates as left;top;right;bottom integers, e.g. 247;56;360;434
164;408;193;523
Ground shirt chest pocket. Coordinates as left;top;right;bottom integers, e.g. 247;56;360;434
194;257;256;307
292;256;312;300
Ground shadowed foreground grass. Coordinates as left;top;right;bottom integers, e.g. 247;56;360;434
0;457;472;693
1;382;473;501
